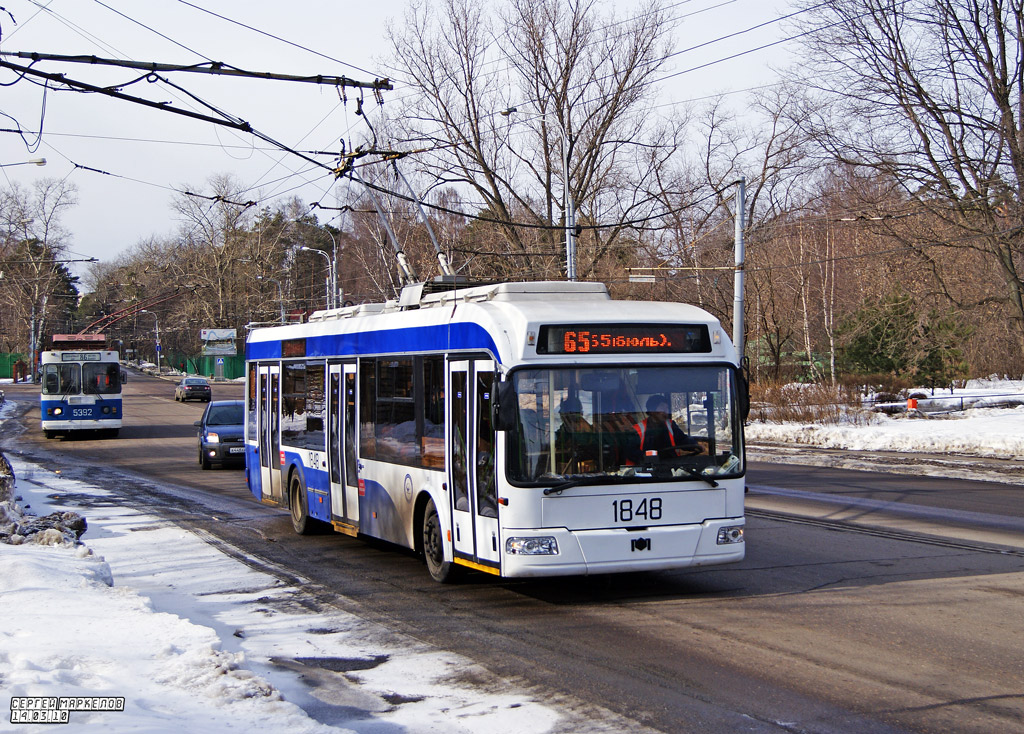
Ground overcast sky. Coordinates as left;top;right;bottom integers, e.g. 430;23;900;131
0;0;793;280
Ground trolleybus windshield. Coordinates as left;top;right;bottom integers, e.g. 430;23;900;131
506;364;742;484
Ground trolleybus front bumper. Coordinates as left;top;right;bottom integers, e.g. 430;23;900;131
501;517;745;577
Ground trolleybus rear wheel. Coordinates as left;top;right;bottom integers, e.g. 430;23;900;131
422;499;456;583
289;473;313;535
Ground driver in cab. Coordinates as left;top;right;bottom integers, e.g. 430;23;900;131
629;394;700;462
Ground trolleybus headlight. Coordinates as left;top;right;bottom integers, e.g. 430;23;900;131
505;536;559;555
101;406;110;414
716;526;744;545
51;407;63;416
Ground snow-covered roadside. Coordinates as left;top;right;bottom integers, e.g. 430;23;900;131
1;451;579;733
747;379;1024;461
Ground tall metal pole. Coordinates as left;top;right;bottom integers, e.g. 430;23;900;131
140;310;160;371
29;303;36;383
258;277;286;322
324;229;339;309
299;247;334;309
732;177;746;359
562;134;577;281
501;107;575;281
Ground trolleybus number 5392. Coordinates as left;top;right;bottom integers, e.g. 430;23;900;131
612;497;662;523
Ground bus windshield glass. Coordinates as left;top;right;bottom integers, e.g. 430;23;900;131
41;363;81;395
83;363;121;395
506;365;742;484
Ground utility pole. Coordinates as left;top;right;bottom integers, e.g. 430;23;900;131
733;177;746;359
500;107;576;280
562;135;577;281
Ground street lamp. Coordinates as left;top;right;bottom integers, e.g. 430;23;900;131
257;276;286;323
323;228;341;307
298;246;335;309
501;107;577;280
139;310;161;372
0;158;46;168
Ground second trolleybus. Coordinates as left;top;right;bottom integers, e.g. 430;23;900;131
40;334;123;439
244;280;747;581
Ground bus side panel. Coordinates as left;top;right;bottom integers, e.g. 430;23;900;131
357;463;442;549
280;452;332;523
358;478;407;546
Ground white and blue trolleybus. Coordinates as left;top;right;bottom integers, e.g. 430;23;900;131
244;280;747;581
40;334;123;439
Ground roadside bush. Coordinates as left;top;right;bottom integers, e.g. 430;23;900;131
749;380;874;425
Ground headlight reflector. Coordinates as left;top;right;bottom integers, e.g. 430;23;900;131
505;536;559;555
716;526;744;544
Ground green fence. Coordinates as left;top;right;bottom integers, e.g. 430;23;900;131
165;352;245;380
0;353;26;380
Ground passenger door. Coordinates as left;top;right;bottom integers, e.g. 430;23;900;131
327;362;359;527
448;359;500;570
258;363;283;501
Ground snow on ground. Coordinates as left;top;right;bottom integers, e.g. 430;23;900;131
0;395;606;734
3;377;1024;731
0;452;572;733
747;378;1024;460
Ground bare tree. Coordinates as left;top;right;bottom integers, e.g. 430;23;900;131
0;179;79;366
792;0;1024;358
387;0;679;279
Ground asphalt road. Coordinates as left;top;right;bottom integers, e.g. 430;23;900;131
3;372;1023;733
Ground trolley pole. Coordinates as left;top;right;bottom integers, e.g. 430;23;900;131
732;177;746;358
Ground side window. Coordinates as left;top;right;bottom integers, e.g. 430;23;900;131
281;361;307;447
374;358;418;464
357;356;445;470
359;358;376;459
422;356;445;468
247;363;257;442
304;362;326;451
280;361;326;451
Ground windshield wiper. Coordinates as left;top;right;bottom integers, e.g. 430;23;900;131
542;475;614;495
679;466;719;488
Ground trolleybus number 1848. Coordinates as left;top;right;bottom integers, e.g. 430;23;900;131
612;497;663;523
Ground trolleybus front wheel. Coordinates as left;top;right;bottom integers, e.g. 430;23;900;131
422;499;457;583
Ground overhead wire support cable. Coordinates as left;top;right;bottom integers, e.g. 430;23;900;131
0;57;257;133
0;58;347;174
0;51;394;91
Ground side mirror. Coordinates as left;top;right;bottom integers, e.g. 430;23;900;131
193;420;202;427
737;362;750;422
492;378;517;431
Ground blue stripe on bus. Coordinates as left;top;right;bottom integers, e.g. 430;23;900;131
246;322;499;361
40;400;122;421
